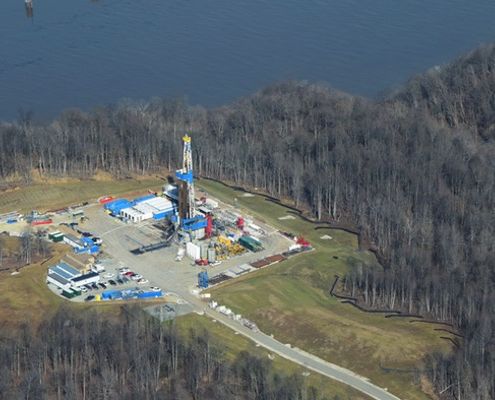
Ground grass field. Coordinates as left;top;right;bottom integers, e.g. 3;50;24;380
0;242;126;327
0;178;164;214
198;179;452;400
177;314;371;400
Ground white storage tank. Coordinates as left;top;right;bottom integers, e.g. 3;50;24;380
200;243;209;259
207;248;216;263
186;242;201;260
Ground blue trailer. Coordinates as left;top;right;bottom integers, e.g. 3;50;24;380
137;290;163;299
104;199;133;215
198;271;209;288
101;290;123;300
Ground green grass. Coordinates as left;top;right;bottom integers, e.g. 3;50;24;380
198;179;452;400
0;178;164;214
177;313;371;400
0;243;126;326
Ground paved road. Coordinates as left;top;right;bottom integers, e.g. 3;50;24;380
185;295;401;400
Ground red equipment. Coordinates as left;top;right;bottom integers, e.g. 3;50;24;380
296;236;311;247
31;219;53;226
98;196;114;204
236;216;245;229
205;214;213;238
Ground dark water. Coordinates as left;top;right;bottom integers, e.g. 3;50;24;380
1;0;495;120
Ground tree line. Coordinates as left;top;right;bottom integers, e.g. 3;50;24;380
0;306;321;400
1;43;495;399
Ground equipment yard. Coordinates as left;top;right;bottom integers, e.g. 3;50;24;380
76;196;293;301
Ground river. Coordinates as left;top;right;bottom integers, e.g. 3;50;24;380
1;0;495;120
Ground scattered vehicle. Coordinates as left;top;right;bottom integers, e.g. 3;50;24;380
131;274;143;281
150;286;161;292
84;295;95;302
108;280;117;286
103;272;115;279
137;278;149;285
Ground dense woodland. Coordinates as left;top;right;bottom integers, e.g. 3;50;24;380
1;44;495;399
0;307;318;400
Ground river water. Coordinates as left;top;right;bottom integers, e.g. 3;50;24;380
1;0;495;120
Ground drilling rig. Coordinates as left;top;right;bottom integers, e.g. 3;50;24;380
175;134;207;233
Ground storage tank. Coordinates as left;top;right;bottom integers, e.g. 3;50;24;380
200;243;209;259
186;242;201;260
207;248;216;263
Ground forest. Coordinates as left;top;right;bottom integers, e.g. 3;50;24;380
0;306;316;400
1;44;495;399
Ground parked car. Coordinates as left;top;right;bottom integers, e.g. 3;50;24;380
131;274;143;281
98;282;107;289
108;280;117;286
80;286;88;293
84;295;95;302
121;276;129;283
103;272;115;279
92;237;103;245
81;231;92;237
85;284;93;291
124;271;135;277
150;286;161;292
91;283;98;289
137;278;149;285
116;278;124;285
119;267;130;273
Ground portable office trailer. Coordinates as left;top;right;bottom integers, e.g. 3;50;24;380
63;234;85;250
47;273;72;290
70;271;100;287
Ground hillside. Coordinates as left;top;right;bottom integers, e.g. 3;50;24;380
391;44;495;140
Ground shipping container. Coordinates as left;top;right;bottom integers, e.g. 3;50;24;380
239;236;263;252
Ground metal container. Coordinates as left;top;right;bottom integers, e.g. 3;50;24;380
200;243;209;259
207;248;216;263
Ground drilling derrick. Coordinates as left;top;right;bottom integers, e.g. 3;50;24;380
175;134;207;232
